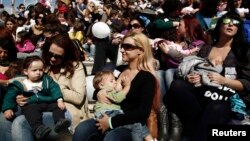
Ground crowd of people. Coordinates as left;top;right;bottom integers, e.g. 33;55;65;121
0;0;250;141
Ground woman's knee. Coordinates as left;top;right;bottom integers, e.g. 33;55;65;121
0;113;12;140
164;68;177;89
104;127;132;141
206;101;231;115
12;115;34;141
73;119;99;141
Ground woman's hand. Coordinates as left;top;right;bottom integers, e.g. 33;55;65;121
57;100;66;110
207;72;226;85
186;72;201;85
112;38;122;45
16;95;28;106
96;113;110;134
97;89;111;104
4;109;14;119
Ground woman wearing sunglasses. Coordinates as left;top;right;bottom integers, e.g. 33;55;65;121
0;34;90;141
164;12;250;141
128;16;146;34
73;32;160;141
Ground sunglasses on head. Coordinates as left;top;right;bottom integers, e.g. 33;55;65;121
127;23;141;29
121;43;139;51
222;18;240;26
48;52;64;60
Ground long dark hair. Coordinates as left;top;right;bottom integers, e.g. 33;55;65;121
0;27;20;78
199;0;220;17
42;34;80;78
213;12;249;64
0;27;17;62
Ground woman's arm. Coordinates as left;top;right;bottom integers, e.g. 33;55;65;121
154;19;179;30
0;80;9;86
59;63;86;105
207;72;244;91
234;56;250;92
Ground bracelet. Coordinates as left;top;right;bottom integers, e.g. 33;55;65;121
108;117;113;129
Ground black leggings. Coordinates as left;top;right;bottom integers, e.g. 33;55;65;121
164;79;231;141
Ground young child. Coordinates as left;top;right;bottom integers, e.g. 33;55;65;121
15;30;35;53
2;56;71;140
93;71;156;141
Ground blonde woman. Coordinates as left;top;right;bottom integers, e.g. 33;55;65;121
81;2;95;27
73;32;160;141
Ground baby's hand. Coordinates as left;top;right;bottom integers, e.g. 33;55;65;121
121;75;131;87
190;47;200;54
57;100;66;110
158;42;170;54
4;109;14;119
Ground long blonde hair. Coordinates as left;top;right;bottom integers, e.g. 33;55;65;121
123;32;161;112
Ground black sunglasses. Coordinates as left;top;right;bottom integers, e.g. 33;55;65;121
38;16;44;19
127;23;141;29
121;43;139;51
48;52;64;60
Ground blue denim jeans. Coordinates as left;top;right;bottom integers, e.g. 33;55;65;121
123;123;149;141
157;70;167;98
0;113;12;141
83;43;96;57
73;118;132;141
0;112;71;141
95;110;148;141
164;68;177;91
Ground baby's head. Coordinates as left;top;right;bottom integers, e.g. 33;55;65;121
22;56;45;82
93;71;117;91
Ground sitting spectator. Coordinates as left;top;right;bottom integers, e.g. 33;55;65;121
16;30;35;53
0;34;90;141
73;32;160;141
2;56;71;140
0;27;20;110
4;17;16;40
82;36;96;61
93;70;156;141
69;20;85;44
164;12;250;141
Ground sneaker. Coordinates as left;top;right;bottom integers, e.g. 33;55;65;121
54;119;71;133
34;125;51;140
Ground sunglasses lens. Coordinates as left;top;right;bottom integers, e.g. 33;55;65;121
127;24;132;29
121;44;137;50
223;18;240;26
223;18;231;24
49;52;63;59
133;24;141;28
128;24;141;29
232;20;240;25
